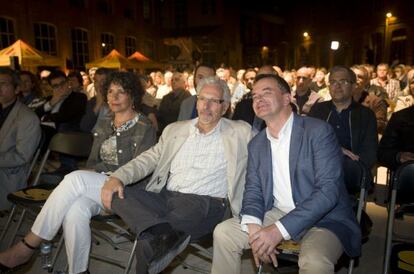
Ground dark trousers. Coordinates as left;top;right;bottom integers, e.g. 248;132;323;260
111;185;227;273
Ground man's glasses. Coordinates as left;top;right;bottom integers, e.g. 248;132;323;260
197;95;224;105
50;80;67;89
296;76;310;81
328;79;353;87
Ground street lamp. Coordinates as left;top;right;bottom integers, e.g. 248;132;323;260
384;12;393;63
331;41;340;50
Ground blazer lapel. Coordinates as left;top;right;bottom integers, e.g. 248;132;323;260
289;115;304;191
221;120;236;183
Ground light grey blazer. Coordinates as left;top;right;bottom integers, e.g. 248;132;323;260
112;118;251;216
0;101;41;209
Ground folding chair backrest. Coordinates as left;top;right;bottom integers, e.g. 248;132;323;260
48;132;93;157
31;132;93;186
394;161;414;205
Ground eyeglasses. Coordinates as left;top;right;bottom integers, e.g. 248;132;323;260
50;80;67;89
197;95;224;105
296;76;310;81
328;79;353;86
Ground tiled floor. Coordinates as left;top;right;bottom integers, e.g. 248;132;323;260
1;167;413;274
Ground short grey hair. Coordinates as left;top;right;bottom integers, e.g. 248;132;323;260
196;76;231;103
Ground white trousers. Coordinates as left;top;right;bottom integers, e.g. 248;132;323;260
31;170;108;274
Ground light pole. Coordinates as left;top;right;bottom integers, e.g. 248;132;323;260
384;12;392;63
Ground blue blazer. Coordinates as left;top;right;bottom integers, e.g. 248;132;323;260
240;114;361;257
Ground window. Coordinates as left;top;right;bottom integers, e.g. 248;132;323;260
101;33;114;56
143;0;151;20
69;0;85;8
0;17;15;49
201;0;216;15
390;28;407;63
124;7;134;19
142;39;155;59
175;0;187;29
97;0;112;15
34;23;57;56
71;28;89;69
125;36;136;56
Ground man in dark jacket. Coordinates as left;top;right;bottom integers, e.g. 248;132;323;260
309;66;378;171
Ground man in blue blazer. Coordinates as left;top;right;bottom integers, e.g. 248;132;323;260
212;74;361;274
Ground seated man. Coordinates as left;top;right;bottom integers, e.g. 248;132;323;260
177;63;216;121
0;68;41;210
351;65;388;134
36;70;87;173
309;66;378;172
101;76;251;274
378;105;414;171
212;74;361;274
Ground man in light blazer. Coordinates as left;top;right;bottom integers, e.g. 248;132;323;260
0;68;41;210
100;76;251;274
212;74;361;274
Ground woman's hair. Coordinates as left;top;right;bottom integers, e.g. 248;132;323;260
103;71;145;110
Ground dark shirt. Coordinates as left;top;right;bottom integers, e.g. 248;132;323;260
327;103;352;151
309;82;326;93
20;93;35;105
0;100;17;129
157;88;190;133
378;106;414;170
295;90;311;114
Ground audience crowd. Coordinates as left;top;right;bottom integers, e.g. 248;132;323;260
0;60;413;274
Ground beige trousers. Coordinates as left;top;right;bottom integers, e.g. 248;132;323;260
211;207;343;274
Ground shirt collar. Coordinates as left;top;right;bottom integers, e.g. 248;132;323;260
266;112;294;142
190;117;222;136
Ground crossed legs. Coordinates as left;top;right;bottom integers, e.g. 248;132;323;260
0;170;107;274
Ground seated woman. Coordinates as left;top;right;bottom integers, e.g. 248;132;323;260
0;71;157;274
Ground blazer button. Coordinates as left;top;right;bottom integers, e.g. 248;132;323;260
116;132;121;136
133;143;137;147
118;149;123;153
93;132;98;136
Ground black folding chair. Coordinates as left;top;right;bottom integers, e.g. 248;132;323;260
382;160;414;274
0;132;92;271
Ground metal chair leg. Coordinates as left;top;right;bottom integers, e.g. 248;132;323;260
0;205;17;245
383;189;397;274
7;208;27;248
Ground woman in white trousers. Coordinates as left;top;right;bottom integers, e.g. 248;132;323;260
0;71;156;274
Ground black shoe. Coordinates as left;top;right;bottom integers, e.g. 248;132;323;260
0;262;25;274
147;231;191;274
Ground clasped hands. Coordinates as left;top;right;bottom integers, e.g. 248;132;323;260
248;223;283;268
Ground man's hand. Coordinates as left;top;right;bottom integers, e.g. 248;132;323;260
101;177;124;210
247;224;262;267
399;152;414;163
249;224;283;267
342;148;360;161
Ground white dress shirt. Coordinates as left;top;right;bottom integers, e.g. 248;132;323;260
241;113;295;240
167;119;228;198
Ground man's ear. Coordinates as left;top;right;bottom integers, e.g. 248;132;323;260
284;93;291;106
